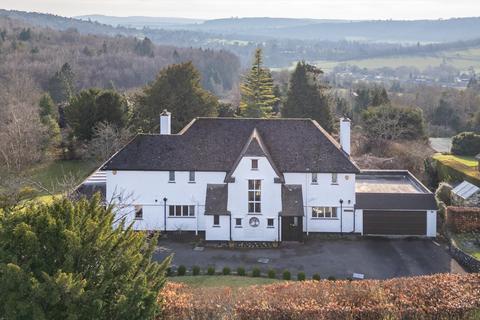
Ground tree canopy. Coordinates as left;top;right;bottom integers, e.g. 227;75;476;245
239;48;278;118
282;61;333;132
47;63;75;104
65;88;128;140
133;62;218;133
0;196;171;319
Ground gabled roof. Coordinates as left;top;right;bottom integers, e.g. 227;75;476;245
224;128;284;183
102;118;360;173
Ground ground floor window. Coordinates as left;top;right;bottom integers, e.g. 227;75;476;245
312;207;338;219
134;205;143;220
213;215;220;226
168;205;195;217
267;218;274;227
235;218;242;227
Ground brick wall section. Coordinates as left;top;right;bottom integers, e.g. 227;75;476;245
446;206;480;233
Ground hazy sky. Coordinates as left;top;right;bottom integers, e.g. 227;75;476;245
2;0;480;20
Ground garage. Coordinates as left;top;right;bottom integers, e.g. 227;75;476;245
363;210;427;236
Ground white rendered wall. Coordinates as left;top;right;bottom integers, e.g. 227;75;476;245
427;210;437;237
228;156;282;241
106;170;225;232
284;172;356;233
205;215;230;240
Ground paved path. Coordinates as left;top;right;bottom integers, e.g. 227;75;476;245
154;237;465;279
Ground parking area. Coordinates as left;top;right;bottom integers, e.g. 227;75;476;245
154;237;466;279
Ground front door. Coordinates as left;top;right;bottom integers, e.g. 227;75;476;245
281;216;303;241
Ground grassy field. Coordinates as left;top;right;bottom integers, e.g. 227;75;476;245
169;276;282;288
26;160;97;194
313;47;480;72
433;154;477;167
432;153;480;185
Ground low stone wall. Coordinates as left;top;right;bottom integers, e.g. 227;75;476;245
449;237;480;273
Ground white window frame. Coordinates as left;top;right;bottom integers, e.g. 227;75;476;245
213;215;220;226
168;205;195;217
267;218;274;228
251;159;258;170
235;218;242;227
311;173;318;184
169;171;175;182
189;171;195;183
312;207;338;219
248;179;261;213
331;173;338;184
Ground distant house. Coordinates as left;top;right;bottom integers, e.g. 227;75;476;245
94;112;437;241
451;180;480;207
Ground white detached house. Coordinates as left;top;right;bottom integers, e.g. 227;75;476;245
101;111;437;241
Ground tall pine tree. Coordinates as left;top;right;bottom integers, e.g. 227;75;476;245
282;61;333;132
239;48;278;118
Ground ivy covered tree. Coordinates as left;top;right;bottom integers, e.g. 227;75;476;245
65;89;128;140
133;62;218;133
239;48;278;118
282;61;333;132
0;196;171;319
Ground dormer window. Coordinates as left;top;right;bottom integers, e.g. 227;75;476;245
169;171;175;182
311;173;318;184
251;159;258;170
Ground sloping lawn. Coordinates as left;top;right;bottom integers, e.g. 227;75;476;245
433;154;477;167
452;233;480;260
169;276;282;288
433;153;480;185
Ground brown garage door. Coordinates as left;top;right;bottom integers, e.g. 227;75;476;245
363;210;426;235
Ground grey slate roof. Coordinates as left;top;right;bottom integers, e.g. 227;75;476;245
280;184;304;216
356;193;437;210
204;184;230;215
102;118;359;173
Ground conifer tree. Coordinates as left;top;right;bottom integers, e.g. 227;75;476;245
239;48;278;118
47;63;75;103
282;61;333;132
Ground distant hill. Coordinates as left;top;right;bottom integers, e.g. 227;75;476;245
76;15;204;29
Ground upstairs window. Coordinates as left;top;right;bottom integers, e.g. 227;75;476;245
134;205;143;220
311;173;318;184
248;179;261;213
168;205;195;217
189;171;195;182
251;159;258;170
312;207;338;219
169;171;175;182
331;173;338;184
213;215;220;226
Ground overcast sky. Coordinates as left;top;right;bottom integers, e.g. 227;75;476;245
2;0;480;20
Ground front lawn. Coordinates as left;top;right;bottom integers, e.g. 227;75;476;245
169;275;282;288
452;233;480;260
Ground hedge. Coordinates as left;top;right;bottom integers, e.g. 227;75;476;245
447;206;480;233
161;273;480;320
451;132;480;156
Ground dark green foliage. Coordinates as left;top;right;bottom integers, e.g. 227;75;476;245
65;88;128;140
236;267;246;276
192;265;200;276
451;132;480;156
312;273;321;281
328;276;337;281
0;196;171;319
39;93;58;120
135;37;155;57
282;270;291;280
38;93;61;147
282;61;333;132
222;267;231;275
218;102;235;117
18;28;32;41
252;267;261;277
207;266;215;275
354;84;390;113
432;96;461;131
47;63;75;103
297;272;306;281
166;267;172;276
361;105;426;141
133;62;218;133
239;48;278;118
267;269;276;279
177;265;186;276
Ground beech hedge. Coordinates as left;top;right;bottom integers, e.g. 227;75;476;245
160;273;480;320
447;206;480;233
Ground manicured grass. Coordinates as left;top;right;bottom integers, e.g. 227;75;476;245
432;153;480;185
433;154;477;167
169;275;282;288
27;160;97;193
452;233;480;260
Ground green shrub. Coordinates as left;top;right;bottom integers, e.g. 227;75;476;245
207;266;215;275
435;182;452;206
312;273;321;281
177;265;186;276
267;269;276;279
283;270;291;280
222;267;231;275
166;267;172;277
297;272;306;281
327;276;336;281
451;132;480;156
252;267;261;277
192;265;200;276
237;267;246;276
